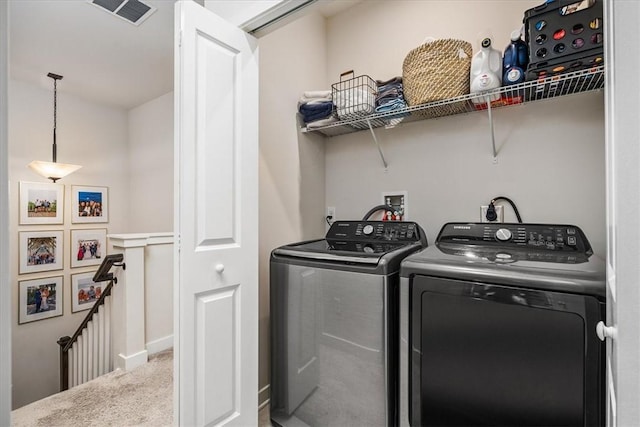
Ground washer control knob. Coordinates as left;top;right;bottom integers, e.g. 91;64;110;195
495;228;513;242
363;224;374;235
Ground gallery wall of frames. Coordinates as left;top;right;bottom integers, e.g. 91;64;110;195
17;181;110;325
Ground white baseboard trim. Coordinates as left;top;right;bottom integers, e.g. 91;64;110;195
146;335;173;355
116;349;148;371
258;384;270;409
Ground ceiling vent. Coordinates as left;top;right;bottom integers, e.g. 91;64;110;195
88;0;156;26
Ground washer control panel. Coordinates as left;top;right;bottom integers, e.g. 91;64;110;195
326;220;425;243
436;222;592;254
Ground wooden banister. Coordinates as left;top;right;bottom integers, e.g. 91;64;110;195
57;254;125;391
57;278;115;391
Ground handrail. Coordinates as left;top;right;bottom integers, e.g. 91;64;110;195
57;278;115;391
57;255;125;391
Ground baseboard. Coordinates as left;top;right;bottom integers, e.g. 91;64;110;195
116;349;148;371
258;384;270;409
146;335;173;355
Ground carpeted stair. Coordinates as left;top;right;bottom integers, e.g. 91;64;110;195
11;349;173;427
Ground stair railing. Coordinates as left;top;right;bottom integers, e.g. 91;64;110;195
57;254;125;391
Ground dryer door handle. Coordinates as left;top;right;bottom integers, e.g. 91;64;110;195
596;321;617;341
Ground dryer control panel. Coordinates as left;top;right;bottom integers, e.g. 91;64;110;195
327;220;426;245
436;222;592;255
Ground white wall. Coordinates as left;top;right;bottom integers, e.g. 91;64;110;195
323;1;606;256
127;92;173;233
144;240;174;353
9;79;130;409
258;11;327;404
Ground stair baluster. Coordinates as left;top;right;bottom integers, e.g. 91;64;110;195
57;254;125;391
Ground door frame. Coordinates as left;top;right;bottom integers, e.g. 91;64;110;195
604;1;640;425
1;0;11;422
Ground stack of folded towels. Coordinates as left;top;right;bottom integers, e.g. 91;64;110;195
375;77;409;116
298;90;338;129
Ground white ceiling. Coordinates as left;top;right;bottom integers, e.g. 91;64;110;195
9;0;359;110
10;0;176;110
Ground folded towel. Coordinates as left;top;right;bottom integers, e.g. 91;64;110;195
375;98;408;113
299;101;334;123
303;90;332;99
335;87;375;117
306;116;340;129
297;97;332;108
376;76;402;87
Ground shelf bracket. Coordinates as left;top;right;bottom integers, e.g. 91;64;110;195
366;118;388;169
484;95;498;161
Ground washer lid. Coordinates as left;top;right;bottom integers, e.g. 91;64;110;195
274;238;418;265
272;220;428;266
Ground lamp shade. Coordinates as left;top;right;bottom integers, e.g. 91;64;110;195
28;160;82;181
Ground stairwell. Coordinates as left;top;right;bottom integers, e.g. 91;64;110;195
12;349;173;426
11;232;272;425
12;233;174;425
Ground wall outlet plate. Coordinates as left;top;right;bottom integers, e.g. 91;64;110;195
327;206;336;219
481;205;503;223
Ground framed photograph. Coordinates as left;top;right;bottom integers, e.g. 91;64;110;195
19;230;64;274
71;271;105;313
19;181;64;225
70;228;107;268
19;276;63;324
72;185;108;224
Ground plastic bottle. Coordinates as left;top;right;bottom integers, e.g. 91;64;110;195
470;37;502;102
503;29;529;85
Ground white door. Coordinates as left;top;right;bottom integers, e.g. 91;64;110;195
604;1;640;426
174;1;258;425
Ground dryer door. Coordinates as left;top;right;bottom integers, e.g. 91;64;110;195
409;276;605;427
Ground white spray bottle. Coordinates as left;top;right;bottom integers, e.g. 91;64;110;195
470;36;502;103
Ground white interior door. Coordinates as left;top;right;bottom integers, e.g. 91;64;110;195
604;1;640;426
174;1;259;425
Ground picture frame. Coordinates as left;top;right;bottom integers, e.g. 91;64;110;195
19;276;63;324
71;271;105;313
71;185;108;224
70;228;107;268
19;230;64;274
19;181;64;225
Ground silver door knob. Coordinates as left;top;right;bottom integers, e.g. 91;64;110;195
596;321;616;341
215;264;225;274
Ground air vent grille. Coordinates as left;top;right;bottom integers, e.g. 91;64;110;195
88;0;156;25
93;0;125;13
116;0;151;23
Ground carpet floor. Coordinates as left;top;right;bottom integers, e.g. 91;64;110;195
12;350;173;427
12;349;273;427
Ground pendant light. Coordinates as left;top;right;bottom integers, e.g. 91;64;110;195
28;72;82;182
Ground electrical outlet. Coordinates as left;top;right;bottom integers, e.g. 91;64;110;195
481;205;503;223
327;206;336;219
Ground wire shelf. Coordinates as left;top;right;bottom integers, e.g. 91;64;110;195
302;66;604;137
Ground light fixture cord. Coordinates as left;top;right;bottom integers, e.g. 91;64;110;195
52;77;57;163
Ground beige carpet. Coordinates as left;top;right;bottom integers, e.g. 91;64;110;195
12;350;173;427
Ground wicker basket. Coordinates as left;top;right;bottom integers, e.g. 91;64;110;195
402;39;472;112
